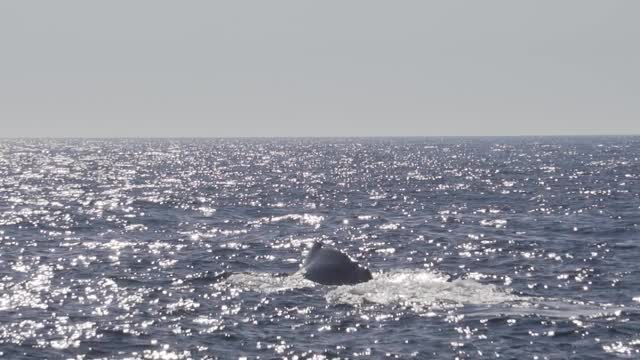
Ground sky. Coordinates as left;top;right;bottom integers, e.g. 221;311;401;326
0;1;639;137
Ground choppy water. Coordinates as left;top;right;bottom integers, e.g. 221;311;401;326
1;137;639;359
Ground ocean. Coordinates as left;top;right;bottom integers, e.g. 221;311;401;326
0;137;639;359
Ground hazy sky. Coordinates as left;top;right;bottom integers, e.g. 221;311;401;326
1;1;639;137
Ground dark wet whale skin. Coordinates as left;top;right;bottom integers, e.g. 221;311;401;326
302;242;373;285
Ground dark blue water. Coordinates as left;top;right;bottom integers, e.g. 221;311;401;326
1;137;639;359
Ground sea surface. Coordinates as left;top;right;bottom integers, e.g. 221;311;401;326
1;137;639;359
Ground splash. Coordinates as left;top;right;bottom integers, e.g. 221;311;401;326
326;269;519;312
226;269;519;312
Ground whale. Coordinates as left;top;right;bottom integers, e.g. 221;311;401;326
301;242;373;285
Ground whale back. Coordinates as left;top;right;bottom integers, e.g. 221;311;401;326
302;242;372;285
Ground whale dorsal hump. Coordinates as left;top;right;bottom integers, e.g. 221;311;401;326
304;241;323;266
301;242;373;285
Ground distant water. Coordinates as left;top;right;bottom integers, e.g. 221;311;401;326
1;137;639;359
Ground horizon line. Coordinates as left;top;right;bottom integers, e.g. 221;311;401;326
1;134;639;140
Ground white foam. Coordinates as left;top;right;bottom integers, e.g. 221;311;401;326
325;269;518;311
226;269;518;310
226;270;632;319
